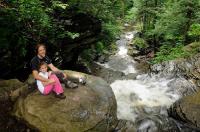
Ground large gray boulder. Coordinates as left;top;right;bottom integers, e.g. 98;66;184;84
13;70;117;132
150;53;200;80
0;79;25;101
150;53;200;96
169;91;200;128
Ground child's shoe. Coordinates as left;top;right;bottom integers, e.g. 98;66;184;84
55;93;66;99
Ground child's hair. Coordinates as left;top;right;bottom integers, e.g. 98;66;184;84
38;61;48;70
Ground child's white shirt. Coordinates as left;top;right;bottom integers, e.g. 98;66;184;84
36;72;48;94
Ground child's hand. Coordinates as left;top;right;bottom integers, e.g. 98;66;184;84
48;79;55;84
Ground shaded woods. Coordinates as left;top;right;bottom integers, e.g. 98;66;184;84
0;0;127;80
0;0;199;78
126;0;200;63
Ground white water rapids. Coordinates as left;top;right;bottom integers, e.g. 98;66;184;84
99;31;181;123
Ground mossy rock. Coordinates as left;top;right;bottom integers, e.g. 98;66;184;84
169;91;200;128
13;71;117;132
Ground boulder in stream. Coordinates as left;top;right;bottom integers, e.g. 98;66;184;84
13;70;118;132
169;91;200;128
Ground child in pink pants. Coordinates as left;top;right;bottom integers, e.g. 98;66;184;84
36;62;66;99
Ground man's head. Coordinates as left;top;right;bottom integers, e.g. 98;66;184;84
35;43;46;58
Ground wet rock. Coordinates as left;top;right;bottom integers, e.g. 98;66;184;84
136;115;179;132
113;120;137;132
127;47;139;57
134;115;190;132
169;91;200;128
150;53;200;80
124;73;138;80
97;54;109;64
150;53;200;95
8;75;37;102
0;79;24;101
13;70;117;132
89;62;125;84
149;53;200;130
167;78;198;96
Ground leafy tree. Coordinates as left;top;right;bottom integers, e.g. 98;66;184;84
0;0;130;78
154;0;200;44
125;0;200;63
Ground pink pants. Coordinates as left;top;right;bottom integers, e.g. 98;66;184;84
43;74;64;95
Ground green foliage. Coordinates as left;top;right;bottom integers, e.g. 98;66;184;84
125;0;200;63
188;24;200;39
102;22;122;41
109;42;118;51
0;0;52;56
153;0;199;42
57;31;80;39
52;1;69;9
152;44;187;63
67;0;124;42
81;49;95;62
125;7;138;22
67;0;124;21
133;37;148;49
1;0;128;59
13;0;51;30
95;42;105;53
152;42;200;64
81;40;118;63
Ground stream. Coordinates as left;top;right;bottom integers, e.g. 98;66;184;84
95;26;199;132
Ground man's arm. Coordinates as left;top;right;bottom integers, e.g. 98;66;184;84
48;63;67;78
48;63;60;72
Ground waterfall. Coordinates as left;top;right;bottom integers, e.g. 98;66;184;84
96;29;189;131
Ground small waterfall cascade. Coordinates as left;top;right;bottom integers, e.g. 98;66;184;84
96;27;197;131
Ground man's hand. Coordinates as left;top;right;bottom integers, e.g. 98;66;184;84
62;72;67;79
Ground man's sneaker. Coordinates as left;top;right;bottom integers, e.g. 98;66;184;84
79;77;86;85
55;93;66;99
65;81;78;89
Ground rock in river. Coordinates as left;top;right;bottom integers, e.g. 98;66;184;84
13;70;117;132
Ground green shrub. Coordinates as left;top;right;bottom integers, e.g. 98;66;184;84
102;22;122;41
81;49;94;62
188;24;200;41
95;42;105;53
152;42;200;64
133;37;148;49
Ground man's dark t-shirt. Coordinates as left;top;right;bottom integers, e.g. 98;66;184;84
30;56;52;71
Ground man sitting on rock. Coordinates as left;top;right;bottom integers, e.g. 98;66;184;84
30;43;79;89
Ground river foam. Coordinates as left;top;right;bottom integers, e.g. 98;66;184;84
110;75;180;121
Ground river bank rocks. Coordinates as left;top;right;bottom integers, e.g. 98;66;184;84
150;53;200;81
150;53;200;96
169;91;200;129
0;79;25;101
150;53;200;129
88;62;125;84
12;70;118;132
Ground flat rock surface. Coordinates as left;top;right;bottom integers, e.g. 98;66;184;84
13;71;117;132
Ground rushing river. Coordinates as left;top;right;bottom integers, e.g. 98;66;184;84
96;28;198;131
